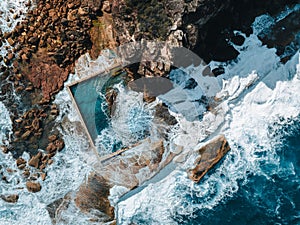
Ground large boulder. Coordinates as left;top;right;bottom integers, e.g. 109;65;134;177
188;135;230;183
26;181;42;193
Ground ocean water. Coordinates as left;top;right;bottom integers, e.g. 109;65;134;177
0;1;299;225
116;5;300;225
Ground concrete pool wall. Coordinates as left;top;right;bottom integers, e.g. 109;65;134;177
66;64;130;161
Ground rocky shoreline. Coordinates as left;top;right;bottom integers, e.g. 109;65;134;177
0;0;224;197
0;0;105;194
0;0;299;223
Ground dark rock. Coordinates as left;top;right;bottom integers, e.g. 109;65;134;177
28;36;39;45
1;194;19;203
212;66;225;76
16;157;26;166
46;197;64;222
155;103;177;126
184;78;198;89
231;34;245;46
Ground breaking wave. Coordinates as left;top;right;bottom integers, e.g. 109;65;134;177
0;2;300;225
116;7;300;224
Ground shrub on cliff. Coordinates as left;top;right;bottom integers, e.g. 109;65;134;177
125;0;172;40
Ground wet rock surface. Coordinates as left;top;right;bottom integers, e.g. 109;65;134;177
193;0;299;63
74;139;176;222
26;181;42;193
46;197;65;224
75;174;114;221
0;0;298;223
0;194;19;203
0;0;107;193
188;135;231;183
258;8;300;62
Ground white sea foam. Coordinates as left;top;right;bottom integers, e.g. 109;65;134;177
0;0;29;33
0;101;12;145
1;3;300;224
116;23;300;225
75;50;118;78
117;10;300;223
0;0;32;65
111;84;156;145
0;52;115;224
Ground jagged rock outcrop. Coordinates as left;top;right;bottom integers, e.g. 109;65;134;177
74;139;176;222
188;135;231;182
111;0;231;77
258;9;300;62
75;174;114;221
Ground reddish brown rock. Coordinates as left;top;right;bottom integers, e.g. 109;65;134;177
25;86;34;92
21;54;28;61
54;139;65;151
16;157;26;166
102;1;111;13
1;146;8;154
188;135;231;183
48;134;57;142
21;130;31;140
31;118;40;131
46;139;65;153
21;51;70;101
7;53;14;61
46;142;56;153
75;174;114;219
41;173;47;181
7;37;15;46
1;194;19;203
23;169;30;178
26;181;42;193
18;164;26;170
48;159;54;165
28;152;42;168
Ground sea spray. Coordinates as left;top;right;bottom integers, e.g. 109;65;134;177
116;15;300;224
0;51;113;224
0;0;32;65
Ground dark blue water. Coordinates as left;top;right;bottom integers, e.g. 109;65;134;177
175;121;300;225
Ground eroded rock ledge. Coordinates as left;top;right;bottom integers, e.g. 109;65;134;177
111;0;231;78
49;135;231;223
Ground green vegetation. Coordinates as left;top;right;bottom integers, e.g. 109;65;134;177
92;20;104;28
125;0;171;40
